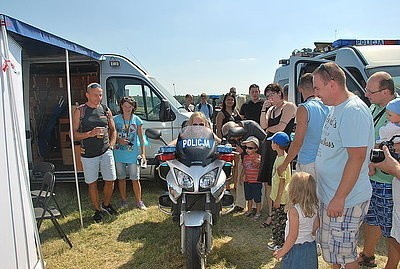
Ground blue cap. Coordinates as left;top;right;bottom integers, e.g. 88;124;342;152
386;98;400;115
267;132;290;147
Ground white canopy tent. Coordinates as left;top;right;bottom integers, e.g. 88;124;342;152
0;16;43;269
0;14;105;229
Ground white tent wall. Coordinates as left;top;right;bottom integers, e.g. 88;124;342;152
0;24;44;269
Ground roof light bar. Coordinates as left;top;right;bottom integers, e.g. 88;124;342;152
332;39;400;48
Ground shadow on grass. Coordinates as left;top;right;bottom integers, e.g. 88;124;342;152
117;218;184;269
116;209;278;269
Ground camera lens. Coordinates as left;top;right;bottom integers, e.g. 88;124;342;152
370;149;385;163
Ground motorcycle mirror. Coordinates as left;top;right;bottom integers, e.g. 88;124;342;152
145;128;168;145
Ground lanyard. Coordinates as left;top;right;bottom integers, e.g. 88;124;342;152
372;106;386;127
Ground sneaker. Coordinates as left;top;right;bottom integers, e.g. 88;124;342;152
137;201;147;211
267;242;282;251
120;200;129;209
100;203;118;216
93;210;104;223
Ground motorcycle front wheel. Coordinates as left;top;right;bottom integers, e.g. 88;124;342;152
185;226;206;269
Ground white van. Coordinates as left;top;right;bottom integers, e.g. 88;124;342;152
2;14;190;181
274;39;400;105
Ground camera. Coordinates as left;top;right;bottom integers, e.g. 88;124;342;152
370;135;400;163
127;141;134;146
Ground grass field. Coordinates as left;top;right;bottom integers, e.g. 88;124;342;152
38;180;388;269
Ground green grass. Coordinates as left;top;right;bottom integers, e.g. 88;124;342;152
38;181;388;269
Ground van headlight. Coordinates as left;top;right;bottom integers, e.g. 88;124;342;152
174;168;193;189
199;168;219;189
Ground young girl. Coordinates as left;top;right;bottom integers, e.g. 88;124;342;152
273;172;319;269
113;97;147;210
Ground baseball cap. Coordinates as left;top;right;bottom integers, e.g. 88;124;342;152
241;136;259;148
386;98;400;115
267;132;290;147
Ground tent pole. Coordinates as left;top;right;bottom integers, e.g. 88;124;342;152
65;49;84;228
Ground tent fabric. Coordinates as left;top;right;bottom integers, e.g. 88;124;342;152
3;14;104;60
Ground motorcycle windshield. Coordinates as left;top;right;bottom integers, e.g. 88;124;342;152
176;126;216;167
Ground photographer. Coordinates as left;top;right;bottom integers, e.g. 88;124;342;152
372;145;400;256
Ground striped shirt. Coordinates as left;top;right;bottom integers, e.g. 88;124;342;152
243;153;261;183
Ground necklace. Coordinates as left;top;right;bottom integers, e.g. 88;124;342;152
123;114;132;136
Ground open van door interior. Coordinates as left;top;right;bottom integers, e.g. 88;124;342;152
291;59;370;106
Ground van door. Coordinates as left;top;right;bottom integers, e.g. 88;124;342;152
290;59;370;106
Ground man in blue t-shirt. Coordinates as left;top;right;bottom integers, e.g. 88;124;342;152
313;62;374;268
196;93;213;120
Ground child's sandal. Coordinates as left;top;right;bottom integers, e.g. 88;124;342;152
260;215;272;228
358;253;377;268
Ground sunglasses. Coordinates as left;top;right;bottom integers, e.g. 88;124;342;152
87;83;102;89
122;97;135;102
245;146;256;150
192;123;205;126
318;64;334;80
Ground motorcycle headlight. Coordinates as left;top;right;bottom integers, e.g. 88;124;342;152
174;168;194;189
199;168;219;189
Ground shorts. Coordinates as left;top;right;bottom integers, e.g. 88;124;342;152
281;241;318;269
244;182;262;203
318;200;369;265
115;162;140;180
296;162;316;180
364;180;393;237
81;149;116;184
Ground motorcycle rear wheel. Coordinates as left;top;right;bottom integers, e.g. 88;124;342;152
185;226;206;269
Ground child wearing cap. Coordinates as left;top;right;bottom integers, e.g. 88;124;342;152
369;98;400;176
267;131;292;251
240;136;263;220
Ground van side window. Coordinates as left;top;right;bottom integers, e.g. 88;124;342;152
106;77;162;121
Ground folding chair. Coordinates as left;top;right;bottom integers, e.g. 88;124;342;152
34;172;72;248
31;162;64;217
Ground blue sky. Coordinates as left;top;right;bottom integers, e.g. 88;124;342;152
3;0;400;95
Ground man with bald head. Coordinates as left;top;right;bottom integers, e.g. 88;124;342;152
313;62;374;269
360;71;399;268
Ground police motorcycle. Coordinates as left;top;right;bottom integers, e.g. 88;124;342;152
145;126;235;269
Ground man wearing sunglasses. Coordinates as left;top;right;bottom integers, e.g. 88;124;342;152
313;62;375;269
73;82;118;223
360;72;399;269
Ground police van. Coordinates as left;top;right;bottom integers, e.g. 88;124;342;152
1;14;190;181
274;39;400;105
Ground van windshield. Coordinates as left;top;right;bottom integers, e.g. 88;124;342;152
148;77;184;110
366;66;400;94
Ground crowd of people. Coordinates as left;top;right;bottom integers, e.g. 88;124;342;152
72;63;400;268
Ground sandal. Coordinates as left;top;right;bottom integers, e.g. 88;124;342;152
358;253;377;268
260;215;272;228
